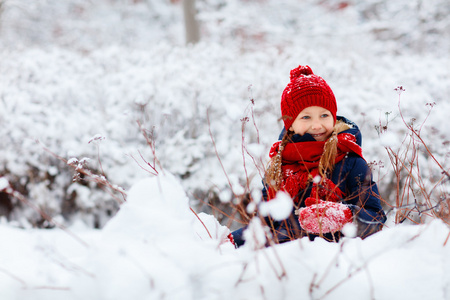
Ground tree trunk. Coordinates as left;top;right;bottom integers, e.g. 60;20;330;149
183;0;200;44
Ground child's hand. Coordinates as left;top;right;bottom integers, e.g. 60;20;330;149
298;198;353;234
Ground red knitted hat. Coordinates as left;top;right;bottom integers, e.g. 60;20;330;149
281;65;337;131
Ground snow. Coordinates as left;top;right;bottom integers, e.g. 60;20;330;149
341;223;358;238
0;177;9;190
0;0;450;298
1;174;450;299
259;191;293;221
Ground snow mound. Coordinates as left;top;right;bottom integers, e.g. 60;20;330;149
103;173;193;238
1;177;450;299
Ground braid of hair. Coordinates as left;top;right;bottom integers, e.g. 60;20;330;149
319;120;352;178
265;130;294;191
318;127;339;178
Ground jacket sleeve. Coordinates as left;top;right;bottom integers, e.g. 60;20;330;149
342;156;386;237
261;181;304;242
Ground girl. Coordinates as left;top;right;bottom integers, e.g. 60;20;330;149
233;65;386;246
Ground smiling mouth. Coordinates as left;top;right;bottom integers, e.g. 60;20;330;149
310;133;328;140
311;133;325;137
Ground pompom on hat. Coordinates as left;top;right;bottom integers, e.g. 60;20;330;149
281;65;337;131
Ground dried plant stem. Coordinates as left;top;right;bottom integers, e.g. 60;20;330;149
207;109;239;199
0;267;27;288
136;121;163;175
37;139;127;204
190;207;212;239
241;117;251;192
444;231;450;246
1;182;89;248
384;88;449;225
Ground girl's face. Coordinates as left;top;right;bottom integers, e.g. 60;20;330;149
289;106;335;141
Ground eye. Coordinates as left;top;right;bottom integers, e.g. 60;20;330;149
321;114;330;118
301;115;310;120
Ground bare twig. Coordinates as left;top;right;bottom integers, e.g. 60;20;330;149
190;207;212;239
248;85;260;144
0;268;27;288
88;134;106;176
382;87;450;225
37;139;127;204
0;180;89;248
206;109;238;199
136;121;163;175
126;150;158;176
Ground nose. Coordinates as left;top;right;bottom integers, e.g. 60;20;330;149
311;119;321;130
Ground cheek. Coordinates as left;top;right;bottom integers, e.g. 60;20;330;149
291;122;307;134
326;120;335;131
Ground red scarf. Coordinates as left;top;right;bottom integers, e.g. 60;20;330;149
267;133;364;204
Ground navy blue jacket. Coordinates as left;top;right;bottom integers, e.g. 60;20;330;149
232;116;386;246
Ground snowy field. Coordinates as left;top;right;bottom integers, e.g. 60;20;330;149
1;174;450;300
1;0;450;299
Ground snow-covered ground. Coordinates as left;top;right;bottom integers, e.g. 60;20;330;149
1;174;450;299
1;0;450;298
